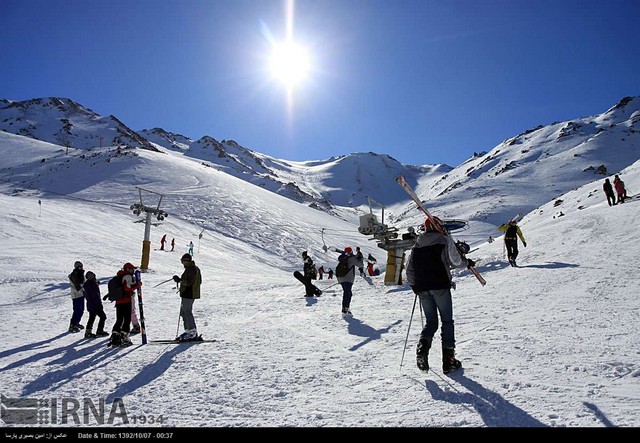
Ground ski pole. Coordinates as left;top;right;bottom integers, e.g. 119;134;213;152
153;278;175;288
322;281;342;291
175;306;182;339
400;292;419;372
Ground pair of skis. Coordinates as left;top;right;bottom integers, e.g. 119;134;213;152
395;176;486;286
134;270;148;344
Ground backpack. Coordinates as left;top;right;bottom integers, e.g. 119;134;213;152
335;257;352;278
106;275;125;301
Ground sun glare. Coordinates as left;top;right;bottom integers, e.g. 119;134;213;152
270;41;310;88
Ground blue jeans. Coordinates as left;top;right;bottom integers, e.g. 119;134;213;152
340;282;353;309
418;288;455;349
70;297;85;327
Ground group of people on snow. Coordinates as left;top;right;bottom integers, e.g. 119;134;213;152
67;253;202;347
160;234;195;255
603;174;628;206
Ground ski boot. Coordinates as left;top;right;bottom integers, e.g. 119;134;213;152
84;329;96;339
130;324;141;335
442;347;462;374
120;332;133;347
416;338;432;372
107;332;121;347
177;329;198;342
95;330;109;337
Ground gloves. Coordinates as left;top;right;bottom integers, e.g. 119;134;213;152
467;259;476;269
523;242;527;247
172;275;181;283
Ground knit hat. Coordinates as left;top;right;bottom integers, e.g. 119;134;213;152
181;253;192;262
123;262;136;270
74;261;83;269
424;217;442;232
85;271;96;280
344;247;353;254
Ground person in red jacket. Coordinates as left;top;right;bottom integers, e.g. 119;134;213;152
107;262;141;347
613;175;627;204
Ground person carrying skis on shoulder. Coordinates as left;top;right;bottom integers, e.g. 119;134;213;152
108;262;141;347
405;217;475;374
172;253;202;341
82;271;109;338
68;261;86;333
497;219;527;267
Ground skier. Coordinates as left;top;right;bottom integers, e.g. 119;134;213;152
160;234;167;251
603;178;616;206
172;253;202;341
82;271;108;338
68;261;85;333
336;247;363;317
498;220;527;267
613;174;627;204
171;238;175;252
405;217;476;374
317;265;324;280
108;263;141;347
188;241;194;256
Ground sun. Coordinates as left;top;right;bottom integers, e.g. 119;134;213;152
269;41;310;89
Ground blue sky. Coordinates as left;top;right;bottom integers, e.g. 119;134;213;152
1;0;638;167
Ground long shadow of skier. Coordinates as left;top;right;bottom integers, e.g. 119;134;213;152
423;369;547;427
105;346;190;404
345;317;402;351
20;341;133;396
0;336;107;373
0;332;68;360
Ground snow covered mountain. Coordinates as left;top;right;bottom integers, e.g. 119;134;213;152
0;97;158;152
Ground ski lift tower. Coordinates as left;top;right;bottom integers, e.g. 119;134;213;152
130;187;168;271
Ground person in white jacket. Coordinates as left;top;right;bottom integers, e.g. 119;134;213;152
68;260;86;333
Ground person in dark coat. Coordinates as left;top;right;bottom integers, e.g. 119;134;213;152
405;217;475;374
82;271;108;338
603;178;616;206
300;251;320;296
173;253;202;341
355;247;365;276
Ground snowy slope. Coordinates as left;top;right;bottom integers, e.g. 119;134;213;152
0;128;639;428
